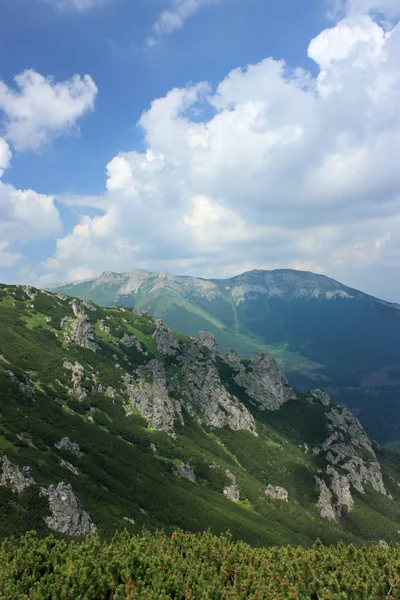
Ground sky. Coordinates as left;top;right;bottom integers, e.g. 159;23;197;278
1;0;400;301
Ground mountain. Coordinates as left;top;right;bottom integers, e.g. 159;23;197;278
1;283;400;546
47;269;400;445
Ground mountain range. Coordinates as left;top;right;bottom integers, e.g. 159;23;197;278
48;269;400;446
1;283;400;546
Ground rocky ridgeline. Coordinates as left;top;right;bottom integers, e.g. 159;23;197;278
314;407;387;520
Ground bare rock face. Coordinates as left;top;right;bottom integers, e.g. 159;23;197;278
124;360;183;431
265;485;289;502
310;389;331;407
315;478;336;521
121;333;144;353
223;470;240;502
173;462;197;484
7;370;34;398
0;456;34;492
59;459;79;475
55;437;84;457
40;482;97;537
314;407;386;519
152;326;180;357
235;352;296;411
63;309;99;352
99;320;111;333
197;332;221;356
181;345;257;434
63;361;88;402
224;349;244;372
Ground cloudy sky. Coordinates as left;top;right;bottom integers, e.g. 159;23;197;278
1;0;400;301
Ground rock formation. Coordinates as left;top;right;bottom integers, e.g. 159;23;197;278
124;360;183;431
197;332;221;356
55;437;84;457
6;370;34;398
265;485;289;502
223;470;240;502
0;456;34;492
173;462;197;484
310;389;331;407
40;482;97;536
235;352;296;411
121;333;144;353
152;325;180;357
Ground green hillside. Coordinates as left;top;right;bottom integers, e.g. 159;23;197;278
1;284;400;548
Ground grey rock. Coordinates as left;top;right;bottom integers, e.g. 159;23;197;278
83;300;97;312
152;327;180;357
63;361;88;401
124;360;183;431
54;437;84;457
0;456;34;492
121;333;144;353
7;370;34;398
265;485;289;502
379;539;389;549
173;462;197;484
105;386;117;398
71;298;83;317
40;482;97;537
70;315;99;352
123;516;135;525
197;331;221;356
99;320;110;333
224;349;244;372
59;459;79;476
223;470;240;502
310;389;331;407
327;466;354;513
235;352;296;411
315;477;337;521
181;345;257;434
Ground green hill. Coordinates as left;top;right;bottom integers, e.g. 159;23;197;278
1;284;400;548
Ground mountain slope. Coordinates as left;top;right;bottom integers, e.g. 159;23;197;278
48;269;400;444
1;284;400;546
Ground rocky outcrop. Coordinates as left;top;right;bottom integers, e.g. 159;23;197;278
0;456;34;492
265;485;289;502
55;437;84;457
181;345;257;434
7;370;34;398
314;407;386;519
310;389;331;407
152;326;180;357
315;478;336;521
63;361;88;402
40;482;97;537
62;308;99;352
121;333;144;353
173;462;197;484
235;352;296;411
124;360;183;431
224;349;243;372
59;459;79;475
197;332;221;356
99;320;110;333
223;470;240;502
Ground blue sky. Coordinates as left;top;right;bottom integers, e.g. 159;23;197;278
1;0;400;300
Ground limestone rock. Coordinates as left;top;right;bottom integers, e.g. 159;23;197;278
121;333;144;353
310;389;331;407
265;485;289;502
181;345;257;434
315;478;337;521
152;327;180;357
235;352;296;411
40;482;97;537
59;459;79;476
0;456;34;492
83;300;97;312
7;370;34;398
67;315;99;352
173;462;197;484
71;298;83;317
314;407;386;519
63;361;88;402
54;437;84;457
223;470;240;502
99;320;110;333
224;349;244;372
197;331;221;356
124;360;183;431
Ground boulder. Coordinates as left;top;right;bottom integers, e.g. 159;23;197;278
265;485;289;502
40;482;97;537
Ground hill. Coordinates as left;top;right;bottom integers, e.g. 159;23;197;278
47;268;400;445
1;284;400;546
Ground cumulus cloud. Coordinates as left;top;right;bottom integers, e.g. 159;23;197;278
0;138;11;177
40;8;400;299
0;70;97;151
146;0;225;47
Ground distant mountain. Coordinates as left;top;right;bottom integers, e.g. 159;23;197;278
2;283;400;546
47;269;400;444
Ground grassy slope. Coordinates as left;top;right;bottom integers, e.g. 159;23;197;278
2;285;400;546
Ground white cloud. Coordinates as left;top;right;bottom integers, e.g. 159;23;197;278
0;138;11;177
39;10;400;300
146;0;225;46
0;70;97;151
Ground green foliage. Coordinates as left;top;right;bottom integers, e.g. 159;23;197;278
1;530;400;599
